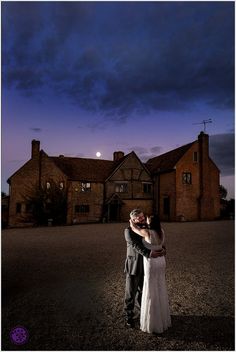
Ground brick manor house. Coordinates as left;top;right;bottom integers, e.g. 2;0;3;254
7;132;220;227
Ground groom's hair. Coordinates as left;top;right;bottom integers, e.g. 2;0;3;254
130;209;143;219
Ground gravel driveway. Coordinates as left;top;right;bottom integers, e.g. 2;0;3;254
2;220;234;350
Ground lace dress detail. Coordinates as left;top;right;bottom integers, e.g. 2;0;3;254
140;230;171;333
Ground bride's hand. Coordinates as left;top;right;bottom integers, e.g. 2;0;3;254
129;219;138;229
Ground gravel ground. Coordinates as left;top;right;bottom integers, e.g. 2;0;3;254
2;220;234;351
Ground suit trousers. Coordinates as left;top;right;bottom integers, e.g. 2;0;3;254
124;272;144;320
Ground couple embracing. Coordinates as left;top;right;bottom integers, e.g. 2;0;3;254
124;208;171;334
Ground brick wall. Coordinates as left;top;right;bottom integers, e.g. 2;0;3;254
175;142;200;221
68;181;104;224
158;171;176;221
8;158;41;227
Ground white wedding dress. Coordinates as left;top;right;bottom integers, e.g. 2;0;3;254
140;229;171;333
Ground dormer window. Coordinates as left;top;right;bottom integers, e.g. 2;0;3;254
115;182;128;193
81;182;91;192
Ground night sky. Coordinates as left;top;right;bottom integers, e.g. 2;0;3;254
2;1;235;198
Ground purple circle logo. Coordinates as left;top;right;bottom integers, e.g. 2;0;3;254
10;326;29;345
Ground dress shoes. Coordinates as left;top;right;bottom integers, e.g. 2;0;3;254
125;318;134;328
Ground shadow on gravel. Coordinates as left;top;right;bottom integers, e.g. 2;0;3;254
162;315;234;350
2;314;234;350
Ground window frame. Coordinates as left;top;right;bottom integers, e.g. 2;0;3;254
74;204;90;213
142;182;152;194
115;182;128;193
193;151;198;162
182;172;192;184
81;182;91;192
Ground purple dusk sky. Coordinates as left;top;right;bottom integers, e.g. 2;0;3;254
2;1;235;198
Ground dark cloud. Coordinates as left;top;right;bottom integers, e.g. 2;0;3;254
128;145;163;162
30;127;42;133
150;146;162;155
209;134;234;176
2;2;234;120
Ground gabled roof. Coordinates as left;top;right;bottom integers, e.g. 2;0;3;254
51;150;151;182
105;193;124;204
50;156;116;182
145;142;194;173
105;151;151;182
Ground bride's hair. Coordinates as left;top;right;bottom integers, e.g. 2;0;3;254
149;215;163;239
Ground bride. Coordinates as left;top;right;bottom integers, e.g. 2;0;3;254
129;214;171;334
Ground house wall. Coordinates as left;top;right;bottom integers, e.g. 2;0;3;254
2;196;9;228
106;153;153;221
207;160;220;219
67;181;104;224
175;142;200;221
8;152;67;227
198;133;220;220
120;200;153;222
40;154;67;189
175;135;220;221
7;134;220;227
157;171;176;221
8;158;41;227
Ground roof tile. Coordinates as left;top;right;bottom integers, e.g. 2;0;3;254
145;142;194;173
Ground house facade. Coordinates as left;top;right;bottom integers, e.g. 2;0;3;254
7;132;220;227
147;132;220;221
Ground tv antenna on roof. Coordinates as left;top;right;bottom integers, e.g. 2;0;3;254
193;118;212;132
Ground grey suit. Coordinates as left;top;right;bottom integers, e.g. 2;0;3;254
124;226;151;320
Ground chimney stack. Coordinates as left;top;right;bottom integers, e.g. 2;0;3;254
31;140;40;159
198;131;209;158
113;151;124;161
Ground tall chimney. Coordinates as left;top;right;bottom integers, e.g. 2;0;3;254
113;151;124;161
198;132;210;220
31;140;40;159
198;131;209;158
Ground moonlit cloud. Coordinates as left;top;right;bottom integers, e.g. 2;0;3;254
2;2;234;122
128;145;163;162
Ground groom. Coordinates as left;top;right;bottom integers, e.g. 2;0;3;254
123;208;166;328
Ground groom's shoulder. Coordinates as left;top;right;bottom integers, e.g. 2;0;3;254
124;226;136;240
124;226;132;235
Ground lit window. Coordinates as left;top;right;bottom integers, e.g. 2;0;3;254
115;183;128;193
143;183;152;193
59;182;64;190
46;182;51;189
81;182;91;192
182;172;192;184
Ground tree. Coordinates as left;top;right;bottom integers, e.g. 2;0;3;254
23;181;68;226
219;185;228;200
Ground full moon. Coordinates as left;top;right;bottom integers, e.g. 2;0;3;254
96;152;101;158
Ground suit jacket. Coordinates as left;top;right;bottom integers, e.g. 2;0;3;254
124;226;151;275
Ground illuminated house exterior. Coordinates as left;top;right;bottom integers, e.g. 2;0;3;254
7;132;220;227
